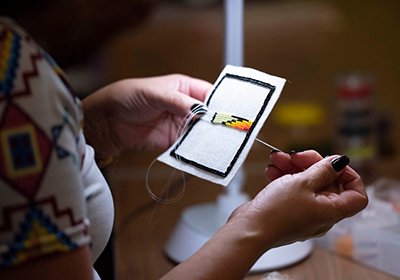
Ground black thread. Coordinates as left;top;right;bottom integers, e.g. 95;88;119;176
210;112;218;123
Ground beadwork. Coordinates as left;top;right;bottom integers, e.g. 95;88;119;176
211;112;253;132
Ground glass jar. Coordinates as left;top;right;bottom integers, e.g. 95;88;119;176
334;74;377;185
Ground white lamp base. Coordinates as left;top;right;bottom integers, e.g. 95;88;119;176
165;202;313;272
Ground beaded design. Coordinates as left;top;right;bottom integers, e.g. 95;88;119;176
170;72;276;178
211;112;253;132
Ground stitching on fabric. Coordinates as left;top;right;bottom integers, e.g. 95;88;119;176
211;112;253;132
170;73;275;178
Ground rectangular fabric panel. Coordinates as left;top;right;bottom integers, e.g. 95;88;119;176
158;65;286;186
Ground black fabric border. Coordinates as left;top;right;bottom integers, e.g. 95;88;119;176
170;73;276;178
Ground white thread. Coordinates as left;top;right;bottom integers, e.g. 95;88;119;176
145;104;283;203
145;158;186;204
145;104;207;204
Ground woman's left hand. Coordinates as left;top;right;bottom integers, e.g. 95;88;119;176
83;74;212;158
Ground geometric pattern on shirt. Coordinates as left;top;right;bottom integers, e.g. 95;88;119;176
0;196;87;232
52;125;71;159
0;27;42;102
51;120;78;166
0;27;21;99
0;102;52;199
42;51;77;99
0;204;78;267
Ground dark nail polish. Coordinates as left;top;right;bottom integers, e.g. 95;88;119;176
190;103;201;112
190;103;207;116
289;150;297;155
270;149;279;154
331;155;350;172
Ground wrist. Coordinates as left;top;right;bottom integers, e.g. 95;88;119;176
93;151;120;169
224;202;287;251
218;222;267;258
82;90;122;166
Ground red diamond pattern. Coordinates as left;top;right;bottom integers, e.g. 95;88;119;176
0;102;52;199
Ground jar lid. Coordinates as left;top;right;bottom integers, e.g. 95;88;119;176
274;102;324;126
337;75;373;99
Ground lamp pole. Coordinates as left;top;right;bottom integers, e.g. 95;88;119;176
224;0;244;67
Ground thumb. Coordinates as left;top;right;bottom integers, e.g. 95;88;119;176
165;90;206;118
300;155;350;191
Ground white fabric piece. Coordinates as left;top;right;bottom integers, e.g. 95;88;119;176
158;65;286;186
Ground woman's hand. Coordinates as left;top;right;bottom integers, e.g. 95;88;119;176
229;150;369;248
162;151;368;279
82;74;212;159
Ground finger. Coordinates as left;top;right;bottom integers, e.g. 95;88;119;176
172;75;212;116
299;155;350;191
337;166;367;196
154;75;211;118
164;90;207;118
265;164;285;181
269;150;319;175
334;174;368;217
186;77;213;101
289;150;324;170
321;167;368;219
302;155;368;218
269;152;297;174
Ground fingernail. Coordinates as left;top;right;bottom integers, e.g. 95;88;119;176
190;103;200;111
289;150;298;155
270;149;279;154
190;103;207;114
331;155;350;172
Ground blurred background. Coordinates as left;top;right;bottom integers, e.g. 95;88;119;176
3;0;400;279
4;0;399;162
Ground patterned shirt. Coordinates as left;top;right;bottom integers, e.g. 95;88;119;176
0;17;113;270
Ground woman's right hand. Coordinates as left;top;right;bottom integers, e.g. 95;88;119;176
228;150;369;248
162;150;368;280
